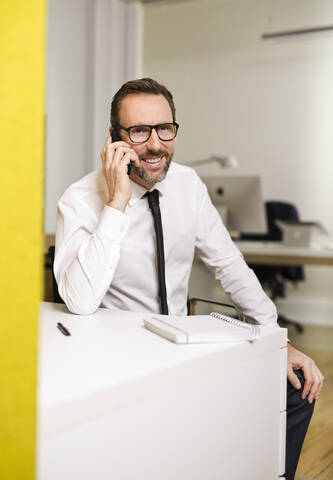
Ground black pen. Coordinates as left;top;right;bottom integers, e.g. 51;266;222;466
57;322;71;336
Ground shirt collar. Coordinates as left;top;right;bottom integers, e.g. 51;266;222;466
128;177;166;206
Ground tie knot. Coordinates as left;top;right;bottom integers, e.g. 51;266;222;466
146;189;160;209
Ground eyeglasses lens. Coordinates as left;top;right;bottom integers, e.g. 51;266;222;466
129;126;151;143
157;123;177;140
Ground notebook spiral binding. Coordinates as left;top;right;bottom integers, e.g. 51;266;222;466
209;312;260;338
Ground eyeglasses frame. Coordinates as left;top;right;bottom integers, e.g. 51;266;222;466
114;122;179;144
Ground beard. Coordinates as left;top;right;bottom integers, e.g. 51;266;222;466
132;149;173;185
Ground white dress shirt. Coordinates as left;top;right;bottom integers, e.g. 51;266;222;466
54;162;277;325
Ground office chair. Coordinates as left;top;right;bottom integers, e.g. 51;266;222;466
242;201;305;333
45;245;63;303
188;297;236;316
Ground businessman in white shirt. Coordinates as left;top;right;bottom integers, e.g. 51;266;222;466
55;78;323;480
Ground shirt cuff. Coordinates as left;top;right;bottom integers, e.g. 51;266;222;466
95;205;130;242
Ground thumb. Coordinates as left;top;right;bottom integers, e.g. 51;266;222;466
287;367;301;390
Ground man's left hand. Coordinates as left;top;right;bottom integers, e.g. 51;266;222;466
287;344;324;404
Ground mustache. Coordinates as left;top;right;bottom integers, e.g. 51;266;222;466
138;149;168;161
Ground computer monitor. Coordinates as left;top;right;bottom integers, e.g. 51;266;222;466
200;174;267;234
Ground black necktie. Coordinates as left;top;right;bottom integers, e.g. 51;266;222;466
146;189;169;315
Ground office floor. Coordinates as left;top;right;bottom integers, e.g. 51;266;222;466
289;325;333;480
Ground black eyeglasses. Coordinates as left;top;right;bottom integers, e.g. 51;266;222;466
115;122;179;144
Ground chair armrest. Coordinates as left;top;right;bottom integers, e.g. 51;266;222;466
188;297;235;315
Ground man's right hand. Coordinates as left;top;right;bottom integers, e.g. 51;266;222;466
101;136;140;212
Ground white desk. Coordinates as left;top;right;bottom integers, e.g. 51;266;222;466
37;302;287;480
235;240;333;266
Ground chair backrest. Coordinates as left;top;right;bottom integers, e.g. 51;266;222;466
265;201;304;282
47;246;64;303
265;201;299;241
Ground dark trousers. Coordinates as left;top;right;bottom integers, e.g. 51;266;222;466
285;369;315;480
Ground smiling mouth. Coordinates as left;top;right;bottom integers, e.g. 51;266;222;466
142;156;164;164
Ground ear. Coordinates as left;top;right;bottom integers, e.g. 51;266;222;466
109;125;113;135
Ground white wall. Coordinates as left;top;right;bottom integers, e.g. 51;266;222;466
45;0;95;234
143;0;333;322
45;0;142;233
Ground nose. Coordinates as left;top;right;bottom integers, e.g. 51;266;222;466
146;127;162;151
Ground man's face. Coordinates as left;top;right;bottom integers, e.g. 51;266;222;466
117;93;176;188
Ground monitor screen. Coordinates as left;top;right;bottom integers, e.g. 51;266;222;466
200;174;267;234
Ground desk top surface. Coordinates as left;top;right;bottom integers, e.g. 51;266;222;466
38;303;284;415
235;240;333;258
38;303;223;409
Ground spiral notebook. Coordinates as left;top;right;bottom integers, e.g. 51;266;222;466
143;312;260;344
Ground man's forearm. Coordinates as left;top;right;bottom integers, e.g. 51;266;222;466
217;255;278;326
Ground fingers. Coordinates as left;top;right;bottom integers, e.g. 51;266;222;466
100;136;140;211
300;360;324;404
112;144;139;167
301;359;314;400
315;370;324;401
101;136;129;164
101;137;139;169
308;363;324;404
112;152;134;176
287;367;302;391
287;345;324;404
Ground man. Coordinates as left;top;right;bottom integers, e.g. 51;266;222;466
54;78;323;479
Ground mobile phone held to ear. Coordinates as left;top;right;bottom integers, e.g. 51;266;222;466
111;129;133;175
111;130;121;142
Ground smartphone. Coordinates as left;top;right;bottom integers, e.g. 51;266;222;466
111;129;133;175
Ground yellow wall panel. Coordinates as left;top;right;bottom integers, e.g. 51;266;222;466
0;1;46;478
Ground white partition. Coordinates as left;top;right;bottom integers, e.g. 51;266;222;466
37;303;287;479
